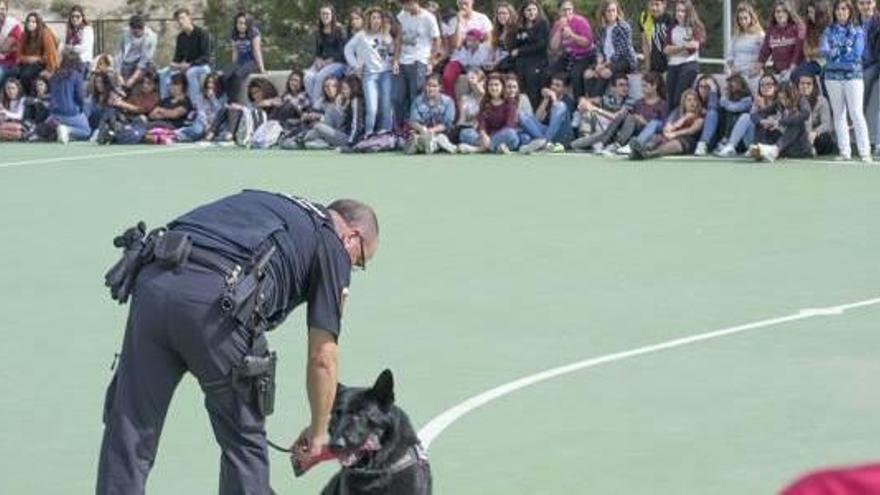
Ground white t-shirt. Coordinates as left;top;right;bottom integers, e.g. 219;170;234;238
442;12;493;42
397;9;441;65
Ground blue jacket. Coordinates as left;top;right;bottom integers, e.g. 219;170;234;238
820;23;865;79
49;71;84;117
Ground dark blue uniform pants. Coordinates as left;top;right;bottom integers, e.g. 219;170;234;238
96;263;271;494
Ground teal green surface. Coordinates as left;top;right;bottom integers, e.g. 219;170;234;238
0;144;878;494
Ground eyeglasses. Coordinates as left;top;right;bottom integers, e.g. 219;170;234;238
354;232;367;271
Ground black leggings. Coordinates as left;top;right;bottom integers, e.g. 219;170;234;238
666;61;698;113
516;59;547;109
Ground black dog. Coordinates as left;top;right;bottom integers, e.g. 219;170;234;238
321;369;432;495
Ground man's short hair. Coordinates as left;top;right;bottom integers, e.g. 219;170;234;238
174;7;191;19
550;73;568;85
129;14;145;29
328;199;379;240
170;73;188;91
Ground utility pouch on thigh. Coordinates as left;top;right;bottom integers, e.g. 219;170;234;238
232;351;277;417
153;231;192;269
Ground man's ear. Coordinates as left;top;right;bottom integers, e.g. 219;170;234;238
370;369;395;411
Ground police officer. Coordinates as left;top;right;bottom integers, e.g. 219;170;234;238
96;190;379;495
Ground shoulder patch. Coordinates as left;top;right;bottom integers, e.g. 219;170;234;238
340;287;350;318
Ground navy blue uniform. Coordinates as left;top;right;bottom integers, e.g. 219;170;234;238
97;190;351;495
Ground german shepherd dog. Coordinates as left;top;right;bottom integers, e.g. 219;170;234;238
321;370;432;495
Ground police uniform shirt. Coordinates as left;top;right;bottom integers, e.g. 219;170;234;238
169;190;352;338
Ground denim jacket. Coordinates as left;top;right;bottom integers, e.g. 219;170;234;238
820;23;865;80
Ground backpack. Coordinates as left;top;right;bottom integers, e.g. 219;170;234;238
235;107;267;147
250;120;283;149
114;120;148;145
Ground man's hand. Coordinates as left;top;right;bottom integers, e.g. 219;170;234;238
294;425;329;459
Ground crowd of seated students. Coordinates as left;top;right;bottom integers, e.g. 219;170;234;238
1;0;879;162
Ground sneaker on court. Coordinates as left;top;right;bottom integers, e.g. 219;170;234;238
496;143;511;154
600;144;619;156
435;134;457;153
716;145;737;158
694;141;707;156
861;155;873;164
760;144;779;162
835;154;852;161
591;142;604;154
616;144;632;155
457;143;479;154
746;144;762;160
519;138;547;154
57;125;70;144
546;142;565;153
402;136;419;155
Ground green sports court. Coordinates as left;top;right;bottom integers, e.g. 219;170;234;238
1;143;878;494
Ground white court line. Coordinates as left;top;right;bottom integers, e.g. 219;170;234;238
418;296;880;450
0;144;200;169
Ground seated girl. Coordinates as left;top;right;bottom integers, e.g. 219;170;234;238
715;73;779;157
796;73;834;156
24;76;52;135
455;69;486;142
405;74;457;154
457;73;520;154
747;82;813;162
629;88;704;160
147;73;193;130
0;77;25;141
269;69;313;133
709;73;753;153
176;73;225;142
693;74;720;156
302;75;365;150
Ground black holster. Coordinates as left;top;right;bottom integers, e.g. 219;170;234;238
232;351;277;417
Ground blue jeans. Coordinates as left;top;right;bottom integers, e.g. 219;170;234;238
159;65;212;107
394;62;427;129
363;70;393;135
520;102;571;143
175;111;208;142
460;127;520;151
53;112;92;140
636;119;663;144
304;62;347;103
700;108;719;145
727;113;755;149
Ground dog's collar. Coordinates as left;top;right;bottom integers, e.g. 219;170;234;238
345;444;428;477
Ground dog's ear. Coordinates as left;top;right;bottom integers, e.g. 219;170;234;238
371;369;395;410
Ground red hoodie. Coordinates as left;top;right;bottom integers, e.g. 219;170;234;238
759;22;805;72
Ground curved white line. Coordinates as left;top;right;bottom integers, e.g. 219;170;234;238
0;144;201;169
418;296;880;450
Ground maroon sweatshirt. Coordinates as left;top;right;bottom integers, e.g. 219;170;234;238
758;23;805;72
478;99;518;135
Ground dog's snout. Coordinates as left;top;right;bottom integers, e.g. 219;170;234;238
328;435;347;453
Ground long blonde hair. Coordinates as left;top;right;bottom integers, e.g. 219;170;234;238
734;2;764;36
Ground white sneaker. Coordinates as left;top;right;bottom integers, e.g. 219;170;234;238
616;144;631;155
519;138;547;154
861;155;873;164
57;124;70;144
760;144;779;162
835;154;852;161
435;134;457;153
694;141;707;156
746;144;762;160
457;143;479;154
600;144;619;156
496;143;511;154
715;145;736;158
591;142;604;154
